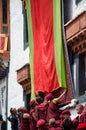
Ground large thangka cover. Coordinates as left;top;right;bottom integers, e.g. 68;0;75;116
26;0;67;99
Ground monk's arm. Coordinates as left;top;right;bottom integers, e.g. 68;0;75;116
32;112;38;122
53;89;66;104
23;113;30;119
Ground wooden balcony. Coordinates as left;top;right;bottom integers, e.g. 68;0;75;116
65;11;86;54
17;64;31;94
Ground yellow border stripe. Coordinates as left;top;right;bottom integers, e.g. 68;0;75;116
0;34;8;53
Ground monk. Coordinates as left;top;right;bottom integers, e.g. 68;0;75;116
19;107;30;130
49;118;62;130
29;100;38;130
62;109;73;130
75;104;86;123
47;90;66;122
35;94;49;121
37;119;48;130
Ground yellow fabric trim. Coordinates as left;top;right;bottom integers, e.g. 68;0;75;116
0;34;8;53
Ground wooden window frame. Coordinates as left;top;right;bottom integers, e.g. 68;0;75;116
0;0;10;61
0;0;10;34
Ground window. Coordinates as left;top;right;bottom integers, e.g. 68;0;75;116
0;0;10;34
0;0;10;50
69;51;86;102
23;92;31;111
76;0;82;5
22;6;28;50
79;55;86;96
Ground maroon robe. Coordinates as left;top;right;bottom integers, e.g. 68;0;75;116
20;114;29;130
47;101;60;122
72;118;79;129
29;109;37;130
38;125;48;130
49;127;62;130
35;102;48;121
84;104;86;111
79;110;86;123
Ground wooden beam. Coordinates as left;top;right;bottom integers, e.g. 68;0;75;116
78;47;86;55
72;39;86;51
67;28;86;43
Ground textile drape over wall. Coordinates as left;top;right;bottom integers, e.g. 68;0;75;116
26;0;67;99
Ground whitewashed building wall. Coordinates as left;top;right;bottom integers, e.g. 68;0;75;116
8;0;29;129
73;0;86;18
0;78;7;120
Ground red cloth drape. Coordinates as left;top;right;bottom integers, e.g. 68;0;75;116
30;0;59;93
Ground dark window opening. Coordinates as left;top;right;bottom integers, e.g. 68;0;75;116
23;92;31;111
22;6;28;50
63;0;72;24
68;47;74;69
2;0;7;24
76;0;82;5
79;54;86;96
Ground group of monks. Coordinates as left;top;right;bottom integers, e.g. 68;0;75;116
8;90;86;130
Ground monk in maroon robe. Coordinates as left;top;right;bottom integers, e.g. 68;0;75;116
72;118;79;129
29;100;38;130
62;110;73;130
35;101;48;121
49;127;62;130
49;118;62;130
83;104;86;111
19;107;30;130
75;104;86;123
47;90;66;122
35;93;52;121
79;111;86;123
37;119;48;130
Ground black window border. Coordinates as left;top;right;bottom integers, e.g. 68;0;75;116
22;6;29;50
76;0;82;5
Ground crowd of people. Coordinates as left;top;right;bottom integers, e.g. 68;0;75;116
7;90;86;130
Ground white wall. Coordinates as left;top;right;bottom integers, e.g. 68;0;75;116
8;0;29;129
73;0;86;18
0;78;6;120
